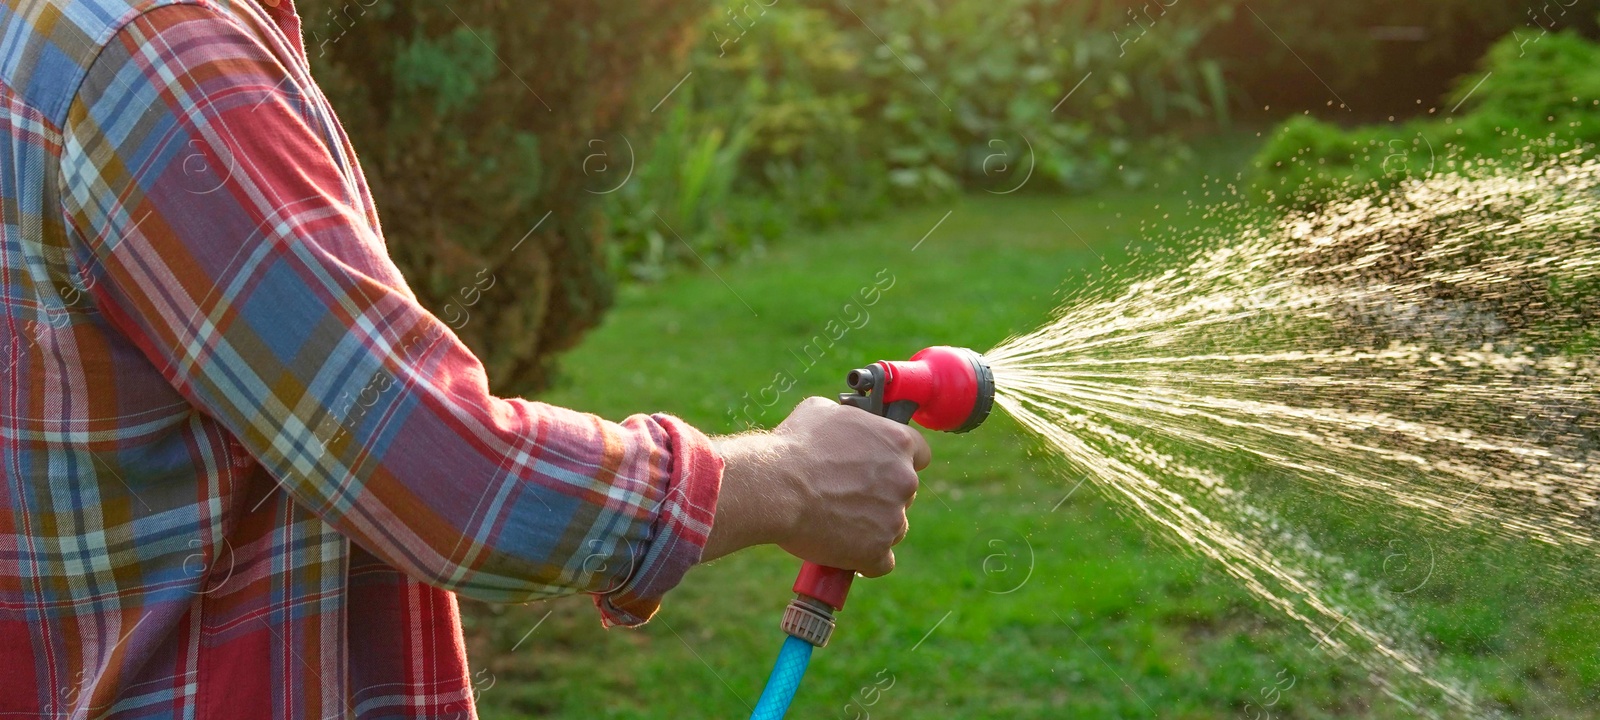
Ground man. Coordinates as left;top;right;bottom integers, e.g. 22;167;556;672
0;0;928;716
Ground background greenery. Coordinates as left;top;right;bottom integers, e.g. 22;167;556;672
297;0;1593;392
289;1;1600;716
1252;25;1600;207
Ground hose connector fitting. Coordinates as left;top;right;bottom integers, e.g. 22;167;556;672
780;595;837;648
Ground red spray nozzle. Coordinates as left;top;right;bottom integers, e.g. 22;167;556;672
840;346;995;433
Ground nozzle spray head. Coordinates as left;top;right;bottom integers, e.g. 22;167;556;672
840;346;995;432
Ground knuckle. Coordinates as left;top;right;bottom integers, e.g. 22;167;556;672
862;552;892;577
897;467;921;498
882;515;905;545
845;408;878;431
877;524;896;549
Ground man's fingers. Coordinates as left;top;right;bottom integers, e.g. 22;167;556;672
798;396;834;411
858;550;896;579
817;398;932;472
907;428;932;471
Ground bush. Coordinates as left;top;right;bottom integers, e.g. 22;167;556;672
297;0;706;394
1250;25;1600;207
1199;0;1587;115
607;0;1237;280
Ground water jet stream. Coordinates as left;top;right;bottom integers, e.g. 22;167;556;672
984;153;1600;716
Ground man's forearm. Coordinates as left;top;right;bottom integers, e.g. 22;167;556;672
697;398;930;577
702;433;801;562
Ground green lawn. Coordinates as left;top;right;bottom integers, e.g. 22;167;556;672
461;156;1598;718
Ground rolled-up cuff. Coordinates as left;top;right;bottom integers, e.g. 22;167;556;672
594;413;724;627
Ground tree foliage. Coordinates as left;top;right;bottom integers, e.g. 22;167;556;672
298;0;704;394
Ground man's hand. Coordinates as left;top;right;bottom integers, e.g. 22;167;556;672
702;397;932;577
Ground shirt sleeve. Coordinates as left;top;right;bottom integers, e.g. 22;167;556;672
57;3;720;626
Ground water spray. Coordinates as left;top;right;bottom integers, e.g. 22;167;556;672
749;346;995;720
741;157;1600;718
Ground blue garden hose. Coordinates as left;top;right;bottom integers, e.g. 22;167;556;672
749;635;814;719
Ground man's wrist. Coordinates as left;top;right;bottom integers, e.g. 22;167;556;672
702;433;801;562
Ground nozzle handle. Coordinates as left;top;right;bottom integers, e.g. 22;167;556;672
883;399;919;424
793;562;854;611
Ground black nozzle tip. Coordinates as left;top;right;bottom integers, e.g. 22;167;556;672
846;367;877;392
953;349;995;434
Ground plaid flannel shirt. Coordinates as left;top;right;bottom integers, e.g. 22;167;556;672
0;0;723;717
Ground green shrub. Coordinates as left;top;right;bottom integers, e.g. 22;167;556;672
608;0;1237;279
1251;26;1600;207
298;0;706;394
598;96;762;283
